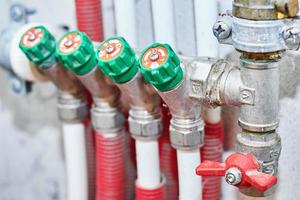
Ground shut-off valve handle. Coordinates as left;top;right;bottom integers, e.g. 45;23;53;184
196;153;277;192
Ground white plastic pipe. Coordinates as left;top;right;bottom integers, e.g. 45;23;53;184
135;140;161;188
177;150;202;200
194;0;218;57
102;0;117;38
151;0;176;48
114;0;137;49
62;123;88;200
194;0;221;124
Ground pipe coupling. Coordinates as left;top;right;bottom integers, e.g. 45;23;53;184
128;107;162;141
189;57;251;107
170;117;204;151
57;91;88;123
92;98;124;131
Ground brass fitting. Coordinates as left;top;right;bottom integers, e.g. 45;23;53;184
233;0;299;20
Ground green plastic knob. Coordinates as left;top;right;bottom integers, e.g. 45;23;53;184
96;36;138;84
138;43;183;92
56;30;97;76
19;25;56;65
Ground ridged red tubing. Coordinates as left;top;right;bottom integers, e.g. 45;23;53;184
159;105;179;200
75;0;104;42
95;130;126;200
135;182;165;200
83;118;96;200
201;121;224;200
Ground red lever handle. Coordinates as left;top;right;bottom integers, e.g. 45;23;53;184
195;153;277;192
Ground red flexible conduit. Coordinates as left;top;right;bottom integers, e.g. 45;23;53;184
201;121;224;200
95;130;126;200
75;0;104;42
159;105;179;200
135;181;165;200
83;117;96;200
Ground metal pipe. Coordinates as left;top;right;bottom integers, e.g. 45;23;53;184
239;60;279;132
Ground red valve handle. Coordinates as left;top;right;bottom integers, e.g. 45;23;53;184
196;153;277;192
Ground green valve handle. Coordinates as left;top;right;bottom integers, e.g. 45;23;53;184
56;30;97;75
96;36;138;84
138;43;183;92
19;25;56;65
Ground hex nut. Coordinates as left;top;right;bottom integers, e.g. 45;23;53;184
92;108;124;130
169;119;204;150
129;117;162;140
57;100;88;123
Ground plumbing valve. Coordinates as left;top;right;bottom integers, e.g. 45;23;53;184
196;153;277;192
19;26;88;123
139;43;203;150
56;31;124;130
139;43;183;92
96;36;162;140
56;30;97;75
19;26;56;66
97;36;138;83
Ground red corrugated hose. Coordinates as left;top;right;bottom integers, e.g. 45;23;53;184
135;179;165;200
159;105;179;200
75;0;104;42
95;130;126;200
201;121;224;200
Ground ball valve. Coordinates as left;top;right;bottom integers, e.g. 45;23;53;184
196;153;277;192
